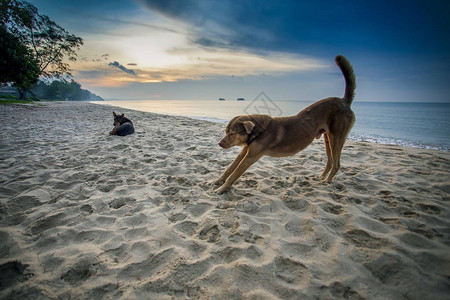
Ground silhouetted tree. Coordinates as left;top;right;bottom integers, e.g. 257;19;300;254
29;79;103;101
0;25;40;97
0;0;83;98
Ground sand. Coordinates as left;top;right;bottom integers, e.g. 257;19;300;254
0;101;449;299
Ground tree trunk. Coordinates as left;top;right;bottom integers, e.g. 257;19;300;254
18;87;26;100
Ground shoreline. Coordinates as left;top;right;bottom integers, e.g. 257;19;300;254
99;101;449;157
93;100;450;152
1;101;449;299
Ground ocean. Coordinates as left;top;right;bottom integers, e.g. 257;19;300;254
94;99;450;152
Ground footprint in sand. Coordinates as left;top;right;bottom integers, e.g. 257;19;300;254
401;210;420;218
161;186;180;196
228;231;263;244
320;202;344;215
30;212;67;235
198;225;221;243
285;219;304;236
378;217;400;225
411;224;441;239
0;261;33;290
118;248;176;279
319;282;362;299
197;220;221;243
168;212;187;222
414;203;441;214
282;191;309;211
344;197;362;205
40;252;65;273
242;179;258;188
80;204;93;214
363;252;406;285
60;257;99;285
380;196;399;208
109;197;136;209
274;256;309;285
174;221;198;236
344;229;388;249
236;200;260;214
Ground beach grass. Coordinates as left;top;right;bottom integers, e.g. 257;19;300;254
0;98;34;104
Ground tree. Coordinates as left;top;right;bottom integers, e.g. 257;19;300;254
0;0;83;98
0;25;40;98
29;79;103;101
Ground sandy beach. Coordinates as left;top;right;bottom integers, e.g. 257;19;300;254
0;101;449;299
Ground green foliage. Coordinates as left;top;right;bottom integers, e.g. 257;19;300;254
0;93;19;99
0;0;83;98
30;79;103;101
0;22;40;89
0;99;33;104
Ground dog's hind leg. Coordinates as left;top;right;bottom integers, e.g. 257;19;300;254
324;133;347;182
320;133;333;179
324;113;355;182
116;123;134;136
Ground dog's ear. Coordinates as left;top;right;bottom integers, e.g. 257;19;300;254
242;121;255;134
113;111;116;117
249;115;272;135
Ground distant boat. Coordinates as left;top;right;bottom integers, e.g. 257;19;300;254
237;97;245;101
218;98;225;101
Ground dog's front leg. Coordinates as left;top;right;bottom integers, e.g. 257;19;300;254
110;123;120;135
216;152;262;194
214;147;248;186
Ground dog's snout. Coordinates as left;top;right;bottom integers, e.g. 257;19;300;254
219;138;231;148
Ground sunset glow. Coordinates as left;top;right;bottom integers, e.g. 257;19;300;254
72;20;327;88
30;0;449;101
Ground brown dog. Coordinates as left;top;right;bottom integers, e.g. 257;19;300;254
215;55;356;194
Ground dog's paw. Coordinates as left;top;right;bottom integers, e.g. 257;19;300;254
216;185;229;195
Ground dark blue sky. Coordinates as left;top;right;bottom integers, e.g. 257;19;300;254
143;0;449;55
30;0;450;102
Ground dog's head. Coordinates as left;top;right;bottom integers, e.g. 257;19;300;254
113;111;126;126
218;115;271;148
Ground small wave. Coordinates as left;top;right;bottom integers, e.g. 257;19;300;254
348;134;449;152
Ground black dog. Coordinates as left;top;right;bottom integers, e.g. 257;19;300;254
110;111;134;136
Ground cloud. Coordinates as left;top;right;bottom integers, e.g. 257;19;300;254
75;47;327;89
94;15;180;34
70;3;330;89
139;0;450;57
108;61;137;76
139;0;318;53
75;67;162;88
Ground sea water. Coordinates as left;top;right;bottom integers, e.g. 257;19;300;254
95;99;450;152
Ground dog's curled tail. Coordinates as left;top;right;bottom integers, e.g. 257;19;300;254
335;55;356;105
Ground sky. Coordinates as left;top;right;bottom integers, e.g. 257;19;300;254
29;0;450;102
